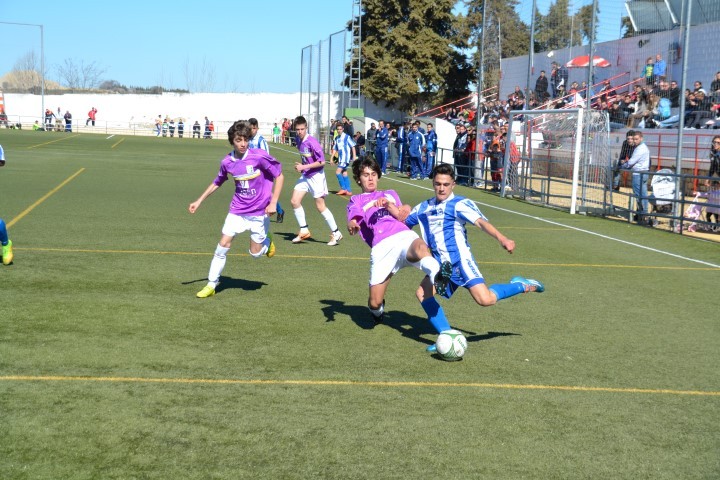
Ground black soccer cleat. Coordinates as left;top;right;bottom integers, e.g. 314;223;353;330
370;300;385;327
276;212;284;223
433;261;452;294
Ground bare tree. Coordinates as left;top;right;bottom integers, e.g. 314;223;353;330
55;58;106;89
10;50;42;89
182;55;216;92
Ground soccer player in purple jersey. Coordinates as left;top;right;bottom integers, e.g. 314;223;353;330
290;116;343;246
347;158;452;342
405;163;544;353
189;120;284;298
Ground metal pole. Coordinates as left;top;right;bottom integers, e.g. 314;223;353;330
525;0;537;109
475;0;488;179
673;0;693;222
580;0;599;207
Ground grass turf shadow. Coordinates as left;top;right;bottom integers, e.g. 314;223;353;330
182;276;267;293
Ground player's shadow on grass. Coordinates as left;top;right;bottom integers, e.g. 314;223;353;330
319;299;520;348
182;276;266;293
275;232;328;245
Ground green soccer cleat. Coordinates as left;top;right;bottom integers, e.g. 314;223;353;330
510;276;545;293
2;240;13;265
196;284;216;298
266;234;276;258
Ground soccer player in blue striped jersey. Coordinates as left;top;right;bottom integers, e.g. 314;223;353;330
249;118;285;223
332;123;356;195
405;163;544;352
0;144;14;265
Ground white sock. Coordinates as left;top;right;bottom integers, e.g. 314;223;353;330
416;256;440;280
249;244;268;258
320;208;338;232
294;207;307;230
208;244;230;284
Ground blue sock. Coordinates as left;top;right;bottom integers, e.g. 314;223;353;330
421;297;451;333
336;173;344;190
277;202;284;215
342;175;352;192
0;219;8;245
488;282;525;301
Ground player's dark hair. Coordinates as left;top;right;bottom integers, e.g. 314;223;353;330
352;157;382;184
294;116;307;127
248;117;259;127
227;120;252;144
431;163;456;180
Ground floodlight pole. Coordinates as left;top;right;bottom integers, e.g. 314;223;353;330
0;21;44;122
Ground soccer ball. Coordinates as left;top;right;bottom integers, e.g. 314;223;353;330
435;329;467;361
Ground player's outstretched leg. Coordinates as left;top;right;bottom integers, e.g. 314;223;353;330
509;276;545;293
0;218;12;265
433;261;452;294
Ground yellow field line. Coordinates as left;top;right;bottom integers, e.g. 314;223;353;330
1;375;717;397
12;246;719;270
6;168;86;229
27;134;81;149
111;138;125;149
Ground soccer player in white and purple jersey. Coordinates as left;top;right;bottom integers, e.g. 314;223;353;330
188;120;284;298
347;158;452;340
405;163;544;351
290;115;343;246
249;117;285;223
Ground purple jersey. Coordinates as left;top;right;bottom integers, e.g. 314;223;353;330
213;148;282;216
347;189;410;248
296;134;325;178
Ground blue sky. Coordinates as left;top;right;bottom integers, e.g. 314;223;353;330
1;1;624;93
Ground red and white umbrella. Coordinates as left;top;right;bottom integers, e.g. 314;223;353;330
565;55;611;68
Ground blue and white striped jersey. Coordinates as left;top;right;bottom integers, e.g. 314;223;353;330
250;134;270;154
332;132;357;163
405;193;487;265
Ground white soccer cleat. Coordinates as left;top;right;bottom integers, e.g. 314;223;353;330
327;230;343;246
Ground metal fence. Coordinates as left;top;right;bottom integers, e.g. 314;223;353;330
300;30;348;142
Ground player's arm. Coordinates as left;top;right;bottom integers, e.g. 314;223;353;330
266;173;284;216
474;217;515;254
188;182;220;213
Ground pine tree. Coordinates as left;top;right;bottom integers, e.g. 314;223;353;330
358;0;469;112
462;0;530;94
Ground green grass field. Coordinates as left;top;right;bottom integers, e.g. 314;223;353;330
1;130;718;479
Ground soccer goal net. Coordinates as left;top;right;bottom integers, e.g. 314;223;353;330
502;108;612;214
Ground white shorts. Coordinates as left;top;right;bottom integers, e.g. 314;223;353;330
221;213;269;244
369;230;421;286
294;172;328;198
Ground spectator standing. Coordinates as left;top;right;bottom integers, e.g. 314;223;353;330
192;121;201;138
375;120;389;173
406;122;426;180
341;115;354;137
621;131;651;223
63;110;73;132
396;122;407;176
353;131;365;159
653;54;666;84
86;107;97;126
613;130;636;190
424;122;437;180
535;70;549;103
177;119;185;138
169;119;176;137
44;109;55;130
453;123;470;185
272;123;281;143
155;115;162;136
204;117;211;139
643;57;654;85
